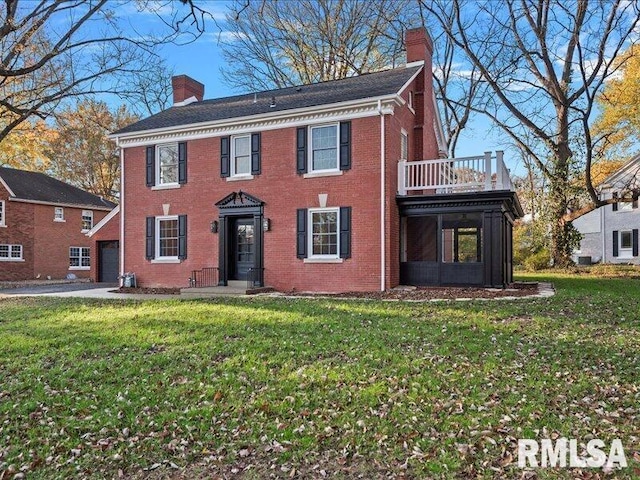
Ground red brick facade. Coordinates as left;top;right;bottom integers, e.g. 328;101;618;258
117;28;441;292
0;187;109;281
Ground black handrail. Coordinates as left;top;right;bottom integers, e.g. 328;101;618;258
188;267;218;288
246;267;264;289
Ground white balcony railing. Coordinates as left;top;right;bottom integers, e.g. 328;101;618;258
397;151;513;195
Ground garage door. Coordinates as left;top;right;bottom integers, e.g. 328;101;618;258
98;241;119;283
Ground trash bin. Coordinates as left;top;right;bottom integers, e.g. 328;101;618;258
122;272;137;288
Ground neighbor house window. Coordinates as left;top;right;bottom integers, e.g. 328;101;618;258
0;200;4;226
81;210;93;231
157;216;179;259
69;247;90;269
442;213;483;263
232;135;251;176
157;143;179;185
0;244;22;261
620;200;633;211
309;208;339;257
54;207;64;221
310;124;339;172
620;230;633;256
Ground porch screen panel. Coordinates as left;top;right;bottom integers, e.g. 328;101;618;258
406;216;437;262
442;213;483;263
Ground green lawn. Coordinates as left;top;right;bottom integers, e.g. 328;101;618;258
0;273;638;478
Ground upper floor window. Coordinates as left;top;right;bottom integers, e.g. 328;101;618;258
157;143;179;185
0;200;4;227
400;130;408;161
81;210;93;232
310;125;339;172
408;90;414;110
69;247;90;269
54;207;64;222
0;244;22;261
232;135;251;176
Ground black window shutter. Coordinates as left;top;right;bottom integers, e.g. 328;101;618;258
178;215;187;260
339;121;351;171
178;142;187;184
296;127;307;174
613;192;618;211
339;206;351;259
633;229;639;257
146;146;155;187
633;195;638;209
220;136;230;178
612;230;619;257
251;133;261;175
296;208;307;258
146;216;155;259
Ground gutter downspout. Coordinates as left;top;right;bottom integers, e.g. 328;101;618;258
378;100;386;292
118;140;125;286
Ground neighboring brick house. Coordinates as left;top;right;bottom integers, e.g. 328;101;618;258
110;28;522;292
0;167;115;281
573;156;640;264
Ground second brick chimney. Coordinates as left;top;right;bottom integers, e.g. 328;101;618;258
172;75;205;105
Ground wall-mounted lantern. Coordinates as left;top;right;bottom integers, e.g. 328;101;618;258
210;220;219;233
263;218;271;232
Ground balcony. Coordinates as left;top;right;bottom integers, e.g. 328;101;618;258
397;151;513;196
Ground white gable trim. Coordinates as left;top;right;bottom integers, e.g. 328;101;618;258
0;175;15;197
112;95;403;148
86;205;120;237
601;154;640;188
395;66;424;100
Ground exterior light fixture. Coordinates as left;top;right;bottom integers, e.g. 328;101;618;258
263;218;271;231
210;220;219;233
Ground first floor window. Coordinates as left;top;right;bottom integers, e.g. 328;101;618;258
81;210;93;231
232;135;251;176
311;209;339;257
310;124;338;172
158;217;179;258
0;244;22;260
613;229;638;258
69;247;90;269
157;143;179;185
0;200;5;226
54;207;64;221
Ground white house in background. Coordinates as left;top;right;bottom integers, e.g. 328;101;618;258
573;155;640;264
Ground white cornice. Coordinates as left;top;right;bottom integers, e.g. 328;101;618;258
8;197;114;211
112;96;402;148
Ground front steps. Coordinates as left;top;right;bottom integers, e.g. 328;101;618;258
180;280;275;298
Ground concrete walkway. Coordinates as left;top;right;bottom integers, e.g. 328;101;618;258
0;284;180;301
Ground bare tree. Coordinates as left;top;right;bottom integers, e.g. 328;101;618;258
0;0;211;142
422;0;640;266
219;0;411;91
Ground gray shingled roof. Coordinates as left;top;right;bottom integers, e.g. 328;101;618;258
0;167;117;209
113;65;422;135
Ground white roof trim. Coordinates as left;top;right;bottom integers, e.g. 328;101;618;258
8;197;113;211
601;154;640;187
174;96;199;107
432;90;449;157
406;60;425;68
0;174;16;197
86;205;120;237
112;96;403;148
395;65;424;99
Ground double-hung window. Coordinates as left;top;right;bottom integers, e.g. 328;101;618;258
157;143;179;185
309;208;339;258
310;125;339;172
0;244;22;261
0;200;4;226
232;135;251;176
69;247;90;269
81;210;93;231
620;230;633;256
54;207;64;222
157;216;179;259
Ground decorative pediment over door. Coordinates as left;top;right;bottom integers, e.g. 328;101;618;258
215;191;264;209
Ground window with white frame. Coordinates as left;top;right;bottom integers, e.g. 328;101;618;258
0;244;22;260
619;230;633;256
400;130;408;161
310;124;339;172
54;207;64;221
408;90;414;110
0;200;4;226
81;210;93;231
620;199;633;211
232;135;251;176
309;208;339;257
157;143;179;185
157;216;179;259
69;247;90;269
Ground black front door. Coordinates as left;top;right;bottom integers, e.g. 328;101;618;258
231;219;255;280
98;240;119;283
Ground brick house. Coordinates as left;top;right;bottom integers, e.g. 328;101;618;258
110;28;522;292
0;167;116;281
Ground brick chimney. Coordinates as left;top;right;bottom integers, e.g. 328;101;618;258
172;75;205;105
405;27;439;160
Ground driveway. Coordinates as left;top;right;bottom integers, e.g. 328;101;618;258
0;282;177;300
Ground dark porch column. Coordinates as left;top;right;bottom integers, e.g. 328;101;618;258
218;216;229;286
